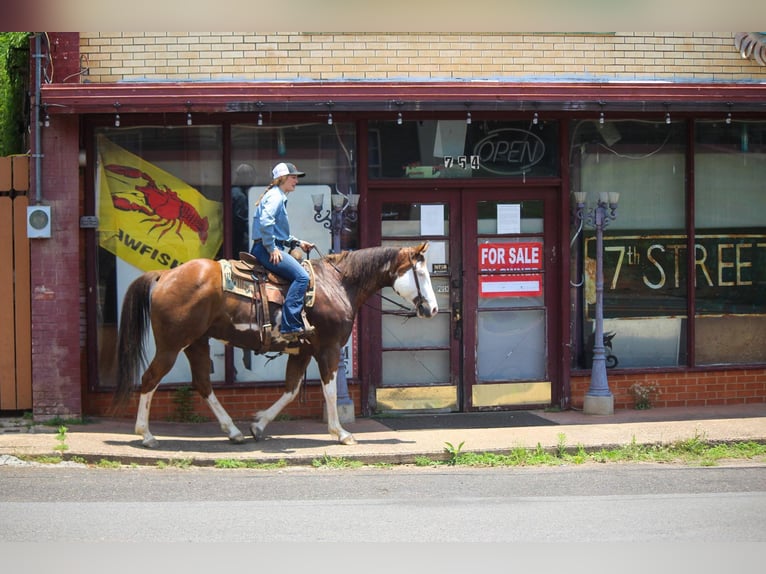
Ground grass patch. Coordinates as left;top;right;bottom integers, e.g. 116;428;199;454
312;454;363;469
214;458;288;470
156;458;193;469
421;433;766;468
41;416;92;427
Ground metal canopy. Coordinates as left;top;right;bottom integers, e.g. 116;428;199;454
41;80;766;115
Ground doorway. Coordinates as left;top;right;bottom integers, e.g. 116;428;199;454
366;186;561;413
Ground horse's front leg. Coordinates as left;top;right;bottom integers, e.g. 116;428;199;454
250;351;312;442
318;349;356;445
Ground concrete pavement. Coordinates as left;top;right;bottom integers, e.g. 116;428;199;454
1;403;765;467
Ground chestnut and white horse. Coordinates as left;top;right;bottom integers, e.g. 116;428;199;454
113;243;438;448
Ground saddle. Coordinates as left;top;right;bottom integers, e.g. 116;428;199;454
219;252;316;351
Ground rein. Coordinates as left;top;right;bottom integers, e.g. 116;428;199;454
310;246;420;316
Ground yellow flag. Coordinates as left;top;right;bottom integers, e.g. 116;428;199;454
97;135;222;271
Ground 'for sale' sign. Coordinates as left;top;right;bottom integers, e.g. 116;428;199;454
478;242;543;272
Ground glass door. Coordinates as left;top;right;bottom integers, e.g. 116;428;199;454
461;188;560;410
366;190;460;412
365;187;560;413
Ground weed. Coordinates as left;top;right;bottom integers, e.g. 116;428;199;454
312;454;363;469
629;382;661;410
157;458;193;469
53;425;69;455
443;441;465;465
43;416;91;427
214;458;288;470
168;386;209;423
555;433;568;457
97;459;121;469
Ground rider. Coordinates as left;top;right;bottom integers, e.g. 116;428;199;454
250;162;315;343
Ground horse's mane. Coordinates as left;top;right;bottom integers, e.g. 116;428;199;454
320;245;403;289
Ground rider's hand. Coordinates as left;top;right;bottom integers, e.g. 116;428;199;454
300;240;315;254
270;249;283;264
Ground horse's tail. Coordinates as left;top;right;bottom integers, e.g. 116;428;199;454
112;271;161;411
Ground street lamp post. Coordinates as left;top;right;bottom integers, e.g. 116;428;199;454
312;190;359;424
573;190;619;415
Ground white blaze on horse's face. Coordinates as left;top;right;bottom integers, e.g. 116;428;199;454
392;253;439;318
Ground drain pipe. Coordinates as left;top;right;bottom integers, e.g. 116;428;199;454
32;32;43;205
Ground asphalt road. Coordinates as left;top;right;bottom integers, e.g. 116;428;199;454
2;463;765;544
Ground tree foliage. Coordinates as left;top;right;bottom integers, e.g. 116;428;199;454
0;32;31;156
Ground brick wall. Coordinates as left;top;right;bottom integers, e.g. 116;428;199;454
30;115;83;419
86;384;361;422
571;369;766;411
78;32;766;83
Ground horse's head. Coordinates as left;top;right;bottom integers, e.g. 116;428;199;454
392;242;439;318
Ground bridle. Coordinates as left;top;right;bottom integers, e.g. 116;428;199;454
406;253;427;315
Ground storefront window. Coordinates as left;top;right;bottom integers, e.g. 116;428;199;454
95;126;224;387
694;120;766;365
230;122;357;383
369;119;559;179
94;121;358;389
569;119;687;369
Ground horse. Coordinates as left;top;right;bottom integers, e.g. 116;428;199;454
113;242;438;448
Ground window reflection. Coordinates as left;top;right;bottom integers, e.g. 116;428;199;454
369;119;559;178
569;119;687;370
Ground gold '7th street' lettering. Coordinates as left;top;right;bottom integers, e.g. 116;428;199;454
605;245;625;290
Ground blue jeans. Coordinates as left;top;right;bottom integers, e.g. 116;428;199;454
251;242;309;334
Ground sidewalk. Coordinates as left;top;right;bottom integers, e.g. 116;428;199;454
1;403;765;467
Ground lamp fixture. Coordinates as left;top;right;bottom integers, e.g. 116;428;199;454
725;103;732;125
185;101;192;126
42;104;50;128
532;111;539;125
393;100;404;125
113;102;121;127
664;103;671;125
466;111;472;125
598;101;605;126
256;101;264;126
326;101;334;126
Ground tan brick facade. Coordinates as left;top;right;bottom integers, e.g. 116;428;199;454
79;32;766;83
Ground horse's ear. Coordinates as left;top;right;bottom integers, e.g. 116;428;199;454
417;241;430;254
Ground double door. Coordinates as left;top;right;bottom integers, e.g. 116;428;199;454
365;186;561;413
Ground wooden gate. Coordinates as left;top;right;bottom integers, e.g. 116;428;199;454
0;155;32;411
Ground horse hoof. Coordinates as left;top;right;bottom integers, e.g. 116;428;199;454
142;438;159;449
229;433;246;444
250;423;265;442
340;433;357;446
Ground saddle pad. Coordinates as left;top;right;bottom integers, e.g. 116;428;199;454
220;259;255;299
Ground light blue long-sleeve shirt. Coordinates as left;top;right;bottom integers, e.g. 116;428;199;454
251;186;296;252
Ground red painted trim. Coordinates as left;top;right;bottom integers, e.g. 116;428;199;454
41;81;766;114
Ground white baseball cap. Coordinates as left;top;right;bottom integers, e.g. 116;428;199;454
272;162;305;179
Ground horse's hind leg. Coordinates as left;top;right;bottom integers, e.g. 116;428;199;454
250;351;311;442
184;338;245;444
135;351;178;448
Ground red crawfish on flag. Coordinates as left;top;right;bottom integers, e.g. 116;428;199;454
97;135;223;271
